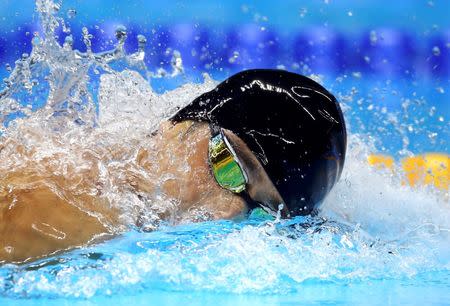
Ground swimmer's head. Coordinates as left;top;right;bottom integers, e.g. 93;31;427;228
171;69;347;217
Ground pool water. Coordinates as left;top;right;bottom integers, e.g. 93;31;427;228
0;0;449;305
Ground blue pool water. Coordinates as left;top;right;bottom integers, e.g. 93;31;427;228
0;0;449;305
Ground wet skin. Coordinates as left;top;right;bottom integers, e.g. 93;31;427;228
0;120;280;263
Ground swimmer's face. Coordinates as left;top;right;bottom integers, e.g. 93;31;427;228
155;120;287;221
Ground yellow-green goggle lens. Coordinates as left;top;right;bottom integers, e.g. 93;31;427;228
209;133;247;193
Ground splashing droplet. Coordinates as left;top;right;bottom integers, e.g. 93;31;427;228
432;46;441;56
352;72;362;79
436;87;444;94
170;50;184;76
67;8;76;19
228;51;239;64
115;25;128;43
137;34;147;51
299;8;308;18
369;30;378;45
32;32;41;46
63;35;73;50
428;106;436;117
52;2;61;12
427;132;438;143
82;27;93;52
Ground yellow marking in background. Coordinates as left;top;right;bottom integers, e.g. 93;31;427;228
367;154;394;171
401;155;426;188
368;153;449;191
423;154;449;191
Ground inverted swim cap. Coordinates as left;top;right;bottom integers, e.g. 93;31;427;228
171;69;346;216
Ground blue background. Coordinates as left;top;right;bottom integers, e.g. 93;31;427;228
0;0;449;78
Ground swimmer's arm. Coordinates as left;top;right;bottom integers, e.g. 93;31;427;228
0;135;158;263
0;170;116;264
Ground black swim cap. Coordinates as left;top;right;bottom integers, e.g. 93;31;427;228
171;69;346;216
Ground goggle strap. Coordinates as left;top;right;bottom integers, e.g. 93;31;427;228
240;191;259;210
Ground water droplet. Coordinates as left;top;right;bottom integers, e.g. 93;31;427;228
64;35;74;49
347;11;353;17
3;78;12;87
5;63;11;72
115;25;128;42
67;9;77;19
82;27;93;50
228;51;239;64
436;87;444;94
9;101;18;111
340;234;354;249
428;132;438;142
299;8;308;18
137;34;147;51
32;32;41;46
438;116;444;122
370;30;378;45
169;50;184;76
432;46;441;56
352;71;362;79
53;2;61;12
429;107;436;117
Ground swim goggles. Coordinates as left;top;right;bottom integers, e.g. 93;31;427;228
208;127;248;193
208;125;286;218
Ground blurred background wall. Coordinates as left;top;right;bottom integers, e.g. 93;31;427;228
0;0;448;79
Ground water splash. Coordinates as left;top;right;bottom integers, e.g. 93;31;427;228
0;0;186;131
0;0;449;300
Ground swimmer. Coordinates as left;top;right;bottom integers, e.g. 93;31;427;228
0;69;346;263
